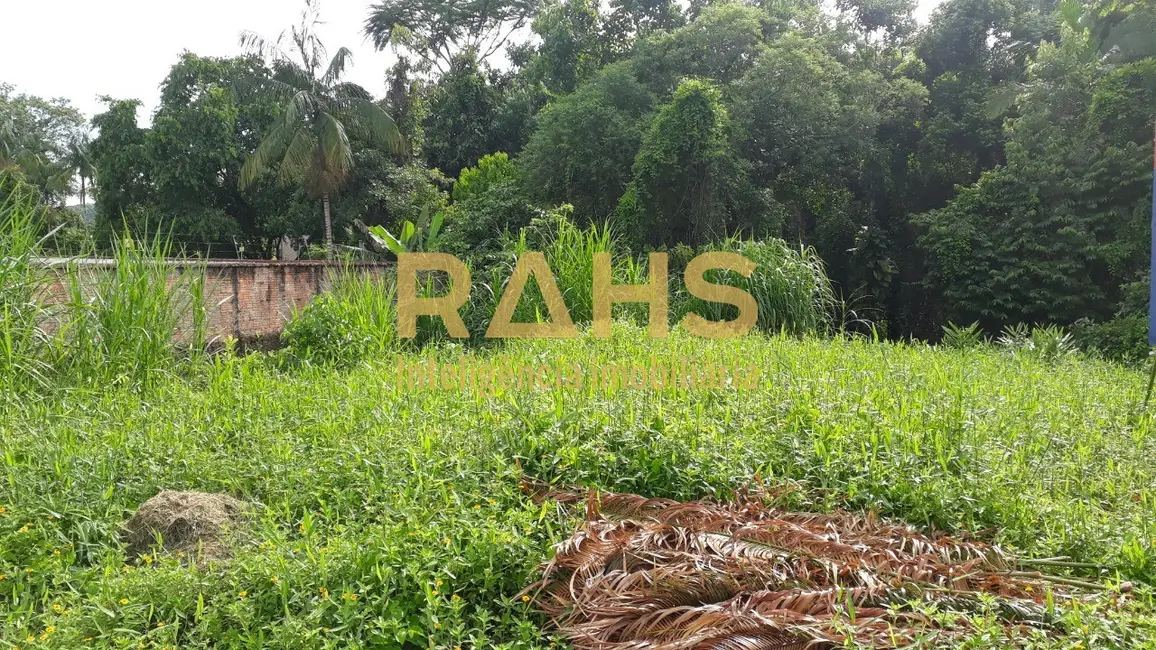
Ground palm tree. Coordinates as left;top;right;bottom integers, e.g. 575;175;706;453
65;135;95;211
239;0;402;259
17;154;73;206
0;118;16;169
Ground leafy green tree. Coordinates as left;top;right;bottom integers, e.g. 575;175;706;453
916;17;1155;328
909;0;1056;212
526;0;608;95
602;0;685;58
332;142;449;242
90;99;154;238
837;0;918;42
365;0;538;74
417;52;544;180
420;53;503;179
520;63;655;222
0;83;87;205
383;57;424;160
239;0;403;258
442;151;537;255
631;3;768;92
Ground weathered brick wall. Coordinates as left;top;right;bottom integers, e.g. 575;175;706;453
41;260;392;347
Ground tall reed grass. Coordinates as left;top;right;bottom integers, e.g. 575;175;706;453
673;237;836;336
0;182;207;394
0;178;54;391
499;213;647;326
63;232;207;386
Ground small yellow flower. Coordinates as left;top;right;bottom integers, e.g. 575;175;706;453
319;587;329;600
0;574;6;581
0;506;7;514
451;594;461;601
120;598;130;605
53;550;61;556
432;590;439;596
156;621;165;628
24;568;32;574
436;579;443;587
270;576;279;584
142;555;152;564
26;635;36;643
341;592;358;602
44;627;54;635
474;504;481;510
238;591;248;599
443;537;451;544
522;595;531;603
434;622;441;629
51;603;63;613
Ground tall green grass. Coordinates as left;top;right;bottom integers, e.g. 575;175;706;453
0;188;207;394
62;232;207;386
0;178;54;391
673;237;836;336
500;214;647;326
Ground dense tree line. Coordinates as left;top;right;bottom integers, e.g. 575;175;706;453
1;0;1153;351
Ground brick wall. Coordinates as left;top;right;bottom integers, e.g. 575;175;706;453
42;260;393;348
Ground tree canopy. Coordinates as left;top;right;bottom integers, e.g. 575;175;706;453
16;0;1151;351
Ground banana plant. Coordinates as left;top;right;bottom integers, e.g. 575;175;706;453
368;206;445;254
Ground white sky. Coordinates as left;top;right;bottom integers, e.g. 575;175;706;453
1;0;947;127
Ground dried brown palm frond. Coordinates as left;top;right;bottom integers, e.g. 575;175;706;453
526;484;1097;650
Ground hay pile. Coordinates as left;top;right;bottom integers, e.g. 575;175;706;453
524;482;1109;649
122;490;248;564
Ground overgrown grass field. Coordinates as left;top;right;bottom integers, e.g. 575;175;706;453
3;328;1156;648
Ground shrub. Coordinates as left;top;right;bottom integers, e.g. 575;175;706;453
941;321;984;349
1072;313;1147;364
281;270;397;367
997;323;1079;363
452;152;518;203
442;154;537;257
1070;279;1149;365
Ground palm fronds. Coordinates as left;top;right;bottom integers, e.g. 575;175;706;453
525;482;1109;649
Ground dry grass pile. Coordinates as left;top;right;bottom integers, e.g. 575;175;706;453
121;490;249;564
524;482;1116;649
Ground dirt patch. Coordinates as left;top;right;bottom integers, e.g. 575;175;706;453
122;490;249;564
